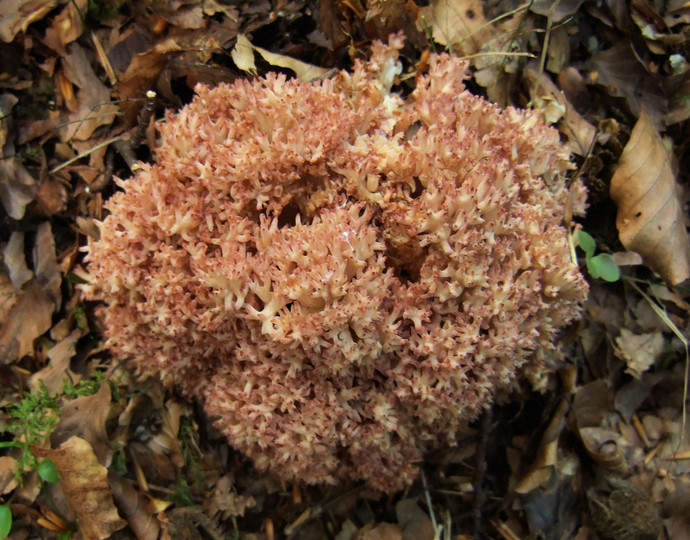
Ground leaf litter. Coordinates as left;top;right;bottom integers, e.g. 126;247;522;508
0;0;689;538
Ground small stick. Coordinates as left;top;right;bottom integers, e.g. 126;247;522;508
130;90;157;149
112;90;157;173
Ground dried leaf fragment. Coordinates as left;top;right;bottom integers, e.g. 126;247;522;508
3;232;34;289
52;381;112;466
610;111;690;284
0;280;54;362
232;34;330;81
33;436;126;540
29;328;81;394
0;94;37;219
615;328;664;378
0;0;57;42
417;0;490;55
60;44;119;141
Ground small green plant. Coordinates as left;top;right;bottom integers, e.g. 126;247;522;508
0;382;60;482
61;371;105;400
0;504;11;539
36;459;59;483
167;475;194;507
577;230;621;282
0;373;108;484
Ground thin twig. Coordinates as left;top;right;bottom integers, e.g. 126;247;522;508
49;135;122;175
130;90;157;149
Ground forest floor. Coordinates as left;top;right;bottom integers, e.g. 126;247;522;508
1;0;690;539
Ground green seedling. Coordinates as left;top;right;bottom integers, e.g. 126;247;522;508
0;504;11;539
0;382;60;482
37;459;59;483
576;230;620;282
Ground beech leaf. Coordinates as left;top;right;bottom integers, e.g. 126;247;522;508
416;0;490;55
610;111;690;284
0;280;54;361
232;34;329;82
33;436;126;540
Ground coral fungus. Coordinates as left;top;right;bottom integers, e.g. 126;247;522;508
82;36;588;492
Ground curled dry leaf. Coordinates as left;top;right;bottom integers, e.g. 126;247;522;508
0;0;57;42
610;111;690;284
204;474;256;521
33;436;126;540
514;399;569;494
28;328;81;394
232;34;330;82
579;426;629;474
522;64;596;155
615;328;664;379
109;476;160;540
45;0;87;50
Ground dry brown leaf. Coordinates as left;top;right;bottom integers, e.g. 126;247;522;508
0;0;57;42
33;222;62;309
522;64;596;155
60;44;118;142
365;0;427;49
0;94;37;219
615;328;664;379
355;522;403;540
46;0;88;49
109;476;160;540
233;34;330;82
610;111;690;284
203;0;238;19
573;380;614;429
35;176;69;216
579;426;629;474
0;456;18;494
395;499;435;540
203;474;256;520
3;232;34;289
154;2;204;29
29;329;81;394
514;399;569;494
0;271;17;323
0;280;54;362
118;38;182;127
254;47;331;81
588;43;665;128
52;381;111;465
33;436;126;540
231;34;257;75
416;0;490;56
146;399;186;466
530;0;586;21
